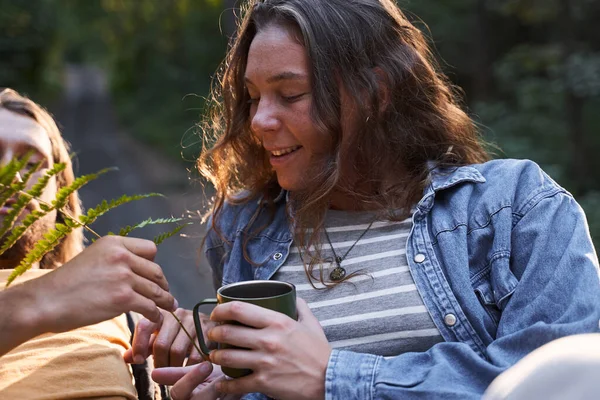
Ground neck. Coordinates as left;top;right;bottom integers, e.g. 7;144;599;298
328;188;382;211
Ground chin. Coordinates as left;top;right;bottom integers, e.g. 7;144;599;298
276;176;305;192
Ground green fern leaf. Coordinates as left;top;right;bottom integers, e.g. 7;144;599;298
0;163;68;250
153;223;191;245
0;156;36;217
52;167;116;210
27;163;66;200
79;193;163;226
6;223;73;286
118;217;183;237
0;153;31;187
0;210;47;256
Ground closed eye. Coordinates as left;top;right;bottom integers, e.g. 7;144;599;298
282;93;306;103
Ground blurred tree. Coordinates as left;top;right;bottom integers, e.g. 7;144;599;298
1;0;598;245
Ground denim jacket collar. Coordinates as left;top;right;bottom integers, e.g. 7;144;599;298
259;163;486;209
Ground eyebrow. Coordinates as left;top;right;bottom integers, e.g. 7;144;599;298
245;71;308;85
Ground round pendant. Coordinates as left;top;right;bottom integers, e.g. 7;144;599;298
329;266;346;281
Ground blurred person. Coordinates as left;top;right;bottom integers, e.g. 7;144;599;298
129;0;600;399
0;88;177;399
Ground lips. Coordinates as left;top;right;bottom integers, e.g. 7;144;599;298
270;145;302;157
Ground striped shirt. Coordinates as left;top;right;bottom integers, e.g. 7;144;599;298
272;209;444;356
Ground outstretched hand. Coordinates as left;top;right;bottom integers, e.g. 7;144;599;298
27;235;177;333
124;308;215;367
1;235;178;356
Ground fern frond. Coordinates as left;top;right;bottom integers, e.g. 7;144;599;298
28;163;67;200
0;156;36;216
52;167;116;210
0;153;31;187
6;223;73;286
0;210;47;256
153;223;191;245
117;217;183;237
0;163;69;249
80;193;163;226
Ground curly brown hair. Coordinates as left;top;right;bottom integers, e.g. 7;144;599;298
198;0;489;285
0;88;84;269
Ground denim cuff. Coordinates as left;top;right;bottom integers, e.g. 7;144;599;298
325;349;380;400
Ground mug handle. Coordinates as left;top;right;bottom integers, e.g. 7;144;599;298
193;298;218;356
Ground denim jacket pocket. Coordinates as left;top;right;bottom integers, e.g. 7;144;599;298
473;252;519;324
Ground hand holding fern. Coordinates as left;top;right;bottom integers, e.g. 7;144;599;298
19;235;177;334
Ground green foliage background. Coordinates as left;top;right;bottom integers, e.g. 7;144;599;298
1;0;599;247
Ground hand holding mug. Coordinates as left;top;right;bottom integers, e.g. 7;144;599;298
202;295;331;400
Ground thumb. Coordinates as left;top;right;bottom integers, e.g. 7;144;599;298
123;348;134;364
296;298;321;329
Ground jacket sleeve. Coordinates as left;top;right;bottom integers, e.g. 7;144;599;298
325;192;600;400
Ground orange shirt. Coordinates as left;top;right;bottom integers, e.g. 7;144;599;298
0;270;137;400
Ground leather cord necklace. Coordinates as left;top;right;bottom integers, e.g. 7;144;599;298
323;220;375;281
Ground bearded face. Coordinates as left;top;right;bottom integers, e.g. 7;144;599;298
0;109;58;269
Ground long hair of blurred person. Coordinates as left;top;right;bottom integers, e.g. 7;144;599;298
0;88;84;268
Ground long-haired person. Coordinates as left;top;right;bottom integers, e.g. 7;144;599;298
129;1;600;399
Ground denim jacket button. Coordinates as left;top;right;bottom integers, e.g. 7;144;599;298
273;252;283;261
414;253;426;263
444;313;457;327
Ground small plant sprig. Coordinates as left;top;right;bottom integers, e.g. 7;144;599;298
0;154;203;356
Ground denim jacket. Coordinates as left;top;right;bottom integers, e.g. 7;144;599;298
204;159;600;400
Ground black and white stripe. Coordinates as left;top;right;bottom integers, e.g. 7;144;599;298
273;209;444;357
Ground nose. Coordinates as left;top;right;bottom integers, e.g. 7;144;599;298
250;99;281;137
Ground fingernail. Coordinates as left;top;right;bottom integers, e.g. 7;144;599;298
134;355;144;364
199;362;210;374
172;298;179;310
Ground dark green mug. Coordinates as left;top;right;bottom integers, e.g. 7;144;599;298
193;280;297;378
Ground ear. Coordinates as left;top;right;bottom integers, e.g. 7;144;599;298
373;67;390;115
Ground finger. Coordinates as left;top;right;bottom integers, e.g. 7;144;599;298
210;301;288;329
196;377;229;400
170;325;197;367
160;363;215;400
208;323;263;350
131;273;177;312
128;255;170;293
129;296;164;325
123;348;134;363
120;236;158;261
209;348;256;371
216;372;257;395
153;311;187;367
151;364;205;386
186;345;205;366
132;317;160;363
297;297;320;328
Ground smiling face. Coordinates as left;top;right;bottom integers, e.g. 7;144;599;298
245;24;332;192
